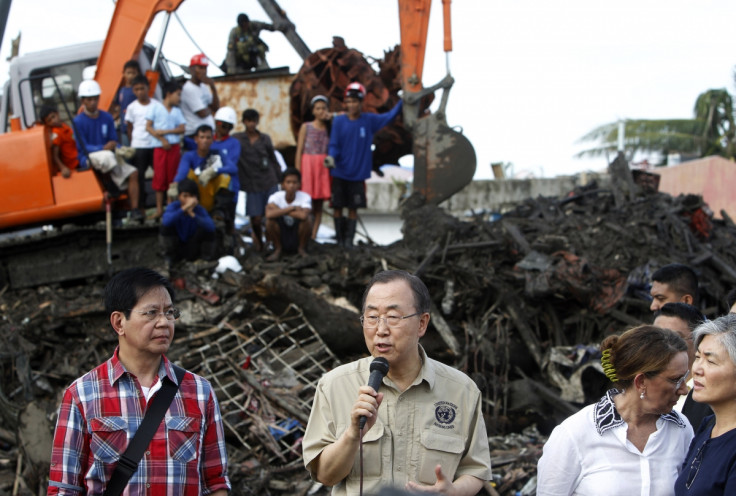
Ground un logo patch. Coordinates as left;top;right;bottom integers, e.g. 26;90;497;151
434;401;458;428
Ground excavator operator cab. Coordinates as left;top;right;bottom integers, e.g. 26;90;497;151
0;41;101;134
0;41;168;229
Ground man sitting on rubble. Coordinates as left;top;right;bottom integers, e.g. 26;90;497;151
264;167;312;261
653;301;710;428
161;178;216;265
302;270;492;495
224;13;281;73
47;267;229;495
170;124;237;218
649;263;698;312
74;79;142;220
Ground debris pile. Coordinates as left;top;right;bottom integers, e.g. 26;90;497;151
3;178;736;494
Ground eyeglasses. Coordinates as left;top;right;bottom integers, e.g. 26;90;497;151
129;308;181;321
668;370;690;390
360;312;421;328
685;441;707;489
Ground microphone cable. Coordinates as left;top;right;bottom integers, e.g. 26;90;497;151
359;425;365;496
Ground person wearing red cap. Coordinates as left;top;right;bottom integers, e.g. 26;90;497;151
325;82;402;248
180;54;220;136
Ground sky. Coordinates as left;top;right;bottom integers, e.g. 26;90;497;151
1;0;735;179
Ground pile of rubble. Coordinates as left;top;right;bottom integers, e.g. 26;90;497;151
3;173;736;495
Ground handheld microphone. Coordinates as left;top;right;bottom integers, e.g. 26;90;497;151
359;357;389;430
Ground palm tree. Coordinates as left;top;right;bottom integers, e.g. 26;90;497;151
576;89;736;163
694;89;735;157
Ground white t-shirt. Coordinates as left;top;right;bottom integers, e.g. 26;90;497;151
140;377;163;402
267;190;312;210
180;80;215;135
537;390;693;496
125;100;156;148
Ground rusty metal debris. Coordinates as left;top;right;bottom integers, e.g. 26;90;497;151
175;303;340;465
289;39;424;174
4;171;736;494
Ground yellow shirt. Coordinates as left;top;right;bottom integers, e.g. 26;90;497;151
302;346;492;495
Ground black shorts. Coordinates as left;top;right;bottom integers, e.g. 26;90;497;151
331;177;366;209
277;216;300;252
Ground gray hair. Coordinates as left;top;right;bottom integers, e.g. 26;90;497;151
693;313;736;365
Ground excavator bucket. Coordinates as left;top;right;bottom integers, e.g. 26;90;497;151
399;0;476;206
412;111;476;205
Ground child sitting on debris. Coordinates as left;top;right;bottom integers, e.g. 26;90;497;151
160;178;216;264
264;167;312;261
40;105;79;178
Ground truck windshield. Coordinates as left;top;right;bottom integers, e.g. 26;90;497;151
27;58;97;128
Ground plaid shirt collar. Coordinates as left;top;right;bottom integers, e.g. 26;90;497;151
107;347;178;387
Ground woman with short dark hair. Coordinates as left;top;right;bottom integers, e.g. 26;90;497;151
538;325;692;496
674;314;736;495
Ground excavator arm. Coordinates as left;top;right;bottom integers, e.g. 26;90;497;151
96;0;186;112
398;0;476;205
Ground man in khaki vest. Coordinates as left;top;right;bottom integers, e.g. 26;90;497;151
302;270;492;495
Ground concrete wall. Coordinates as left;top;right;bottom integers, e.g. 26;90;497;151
655;156;736;219
365;172;610;216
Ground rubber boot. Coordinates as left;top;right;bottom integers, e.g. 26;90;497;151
344;218;357;249
334;217;345;247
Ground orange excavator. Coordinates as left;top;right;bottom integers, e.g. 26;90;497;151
0;0;186;230
0;0;475;231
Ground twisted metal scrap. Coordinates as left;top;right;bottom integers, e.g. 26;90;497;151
178;303;341;466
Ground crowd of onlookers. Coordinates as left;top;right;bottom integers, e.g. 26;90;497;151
40;49;402;266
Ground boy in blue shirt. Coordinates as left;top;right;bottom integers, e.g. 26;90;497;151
160;178;216;264
326;82;402;247
74;79;141;218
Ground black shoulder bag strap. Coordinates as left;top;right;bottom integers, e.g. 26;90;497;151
103;364;186;496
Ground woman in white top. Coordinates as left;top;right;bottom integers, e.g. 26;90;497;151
537;325;693;496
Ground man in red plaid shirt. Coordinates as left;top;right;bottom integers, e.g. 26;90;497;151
47;267;230;495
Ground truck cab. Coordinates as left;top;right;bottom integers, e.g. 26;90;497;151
0;42;169;229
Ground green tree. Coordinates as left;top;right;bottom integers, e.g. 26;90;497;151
576;89;735;163
694;88;735;157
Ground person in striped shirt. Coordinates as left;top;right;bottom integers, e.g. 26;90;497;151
47;267;229;495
